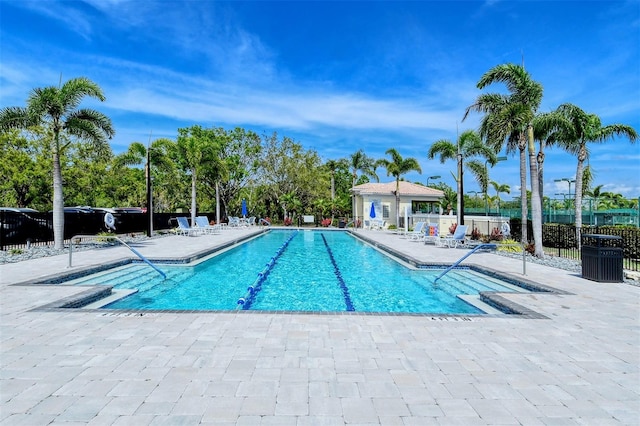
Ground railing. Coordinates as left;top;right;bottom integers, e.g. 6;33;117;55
68;235;166;279
434;244;497;283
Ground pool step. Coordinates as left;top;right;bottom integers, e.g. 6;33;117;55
435;270;519;296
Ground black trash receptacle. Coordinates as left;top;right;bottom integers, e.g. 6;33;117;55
338;219;346;228
581;234;623;283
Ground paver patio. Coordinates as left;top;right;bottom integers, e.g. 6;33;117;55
1;228;638;425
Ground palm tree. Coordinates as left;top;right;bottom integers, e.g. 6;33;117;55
376;148;422;228
584;184;604;211
115;138;176;234
323;159;348;222
551;103;637;244
428;130;497;226
0;77;114;249
490;181;511;215
465;63;544;256
349;150;377;225
175;125;218;226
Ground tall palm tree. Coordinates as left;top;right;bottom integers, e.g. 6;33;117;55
376;148;422;228
465;63;544;256
324;159;348;222
490;181;511;215
0;77;114;248
349;149;377;225
175;125;218;226
115;138;175;233
550;103;637;245
428;130;497;226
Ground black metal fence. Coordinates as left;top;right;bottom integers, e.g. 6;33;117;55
0;210;204;251
534;222;638;272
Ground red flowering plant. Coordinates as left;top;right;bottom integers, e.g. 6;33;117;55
321;218;332;227
283;217;293;226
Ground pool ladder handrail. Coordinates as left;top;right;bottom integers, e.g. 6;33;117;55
68;234;166;280
237;230;298;309
433;243;497;284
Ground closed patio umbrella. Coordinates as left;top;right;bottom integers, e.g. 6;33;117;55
369;202;376;219
241;199;247;217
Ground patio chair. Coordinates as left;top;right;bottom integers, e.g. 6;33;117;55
437;224;468;248
195;216;221;234
176;216;200;236
407;222;426;241
228;216;240;227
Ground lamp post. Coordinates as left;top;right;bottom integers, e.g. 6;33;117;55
555;178;576;223
427;175;441;187
554;178;575;198
485;156;507;215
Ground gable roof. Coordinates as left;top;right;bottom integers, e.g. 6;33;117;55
352;181;444;197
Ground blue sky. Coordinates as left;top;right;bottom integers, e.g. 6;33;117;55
2;0;639;199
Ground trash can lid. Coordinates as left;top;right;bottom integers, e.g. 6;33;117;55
582;234;622;240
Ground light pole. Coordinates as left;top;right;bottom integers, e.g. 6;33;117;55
555;178;576;223
554;178;575;198
427;175;441;187
485;156;507;215
555;193;571;224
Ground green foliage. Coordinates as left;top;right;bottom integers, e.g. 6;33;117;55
497;239;521;253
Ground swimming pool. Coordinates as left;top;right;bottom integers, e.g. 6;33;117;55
65;230;528;314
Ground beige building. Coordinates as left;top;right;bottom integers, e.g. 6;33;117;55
351;181;445;228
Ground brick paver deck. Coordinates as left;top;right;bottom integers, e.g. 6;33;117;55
1;228;638;425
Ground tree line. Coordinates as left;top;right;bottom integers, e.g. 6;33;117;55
1;65;637;255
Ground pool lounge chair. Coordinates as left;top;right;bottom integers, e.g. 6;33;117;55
407;222;426;241
437;224;468;248
195;216;221;234
176;216;200;236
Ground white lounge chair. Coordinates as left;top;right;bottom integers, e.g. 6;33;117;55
407;222;426;241
176;216;199;236
195;216;221;234
437;224;468;248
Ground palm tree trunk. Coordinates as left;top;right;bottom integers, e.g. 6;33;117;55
519;143;528;244
190;168;197;226
352;175;357;227
395;178;400;228
52;150;65;249
457;154;464;226
537;143;545;224
528;125;544;258
215;181;220;224
574;145;586;250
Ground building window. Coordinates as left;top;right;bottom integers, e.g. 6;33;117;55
382;203;390;219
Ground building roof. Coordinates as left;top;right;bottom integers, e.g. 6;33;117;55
352;181;445;197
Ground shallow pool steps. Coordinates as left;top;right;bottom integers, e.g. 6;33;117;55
435;270;518;297
72;266;163;290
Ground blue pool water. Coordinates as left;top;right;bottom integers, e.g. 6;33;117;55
68;230;523;314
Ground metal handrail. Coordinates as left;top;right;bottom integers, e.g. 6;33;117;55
434;242;527;283
68;234;166;279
